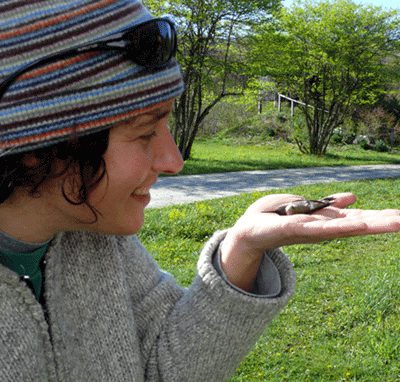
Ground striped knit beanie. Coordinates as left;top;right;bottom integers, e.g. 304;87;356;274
0;0;184;156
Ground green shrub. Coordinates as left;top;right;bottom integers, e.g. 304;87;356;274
355;136;373;150
374;139;390;152
331;132;343;144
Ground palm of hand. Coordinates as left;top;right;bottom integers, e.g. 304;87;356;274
227;193;400;255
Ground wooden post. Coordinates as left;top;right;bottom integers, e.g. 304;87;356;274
278;94;281;112
291;100;294;116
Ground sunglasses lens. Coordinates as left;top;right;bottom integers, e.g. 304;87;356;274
125;20;176;68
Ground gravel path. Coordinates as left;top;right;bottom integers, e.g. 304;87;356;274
148;164;400;208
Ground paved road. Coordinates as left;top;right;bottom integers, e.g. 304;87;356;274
148;164;400;208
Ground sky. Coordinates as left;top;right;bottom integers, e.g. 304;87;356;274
283;0;399;10
353;0;399;9
347;0;399;9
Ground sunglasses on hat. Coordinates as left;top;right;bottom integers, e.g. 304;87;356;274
0;18;177;101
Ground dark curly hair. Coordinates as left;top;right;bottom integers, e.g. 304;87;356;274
0;128;110;222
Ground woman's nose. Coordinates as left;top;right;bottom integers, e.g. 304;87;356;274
152;124;184;175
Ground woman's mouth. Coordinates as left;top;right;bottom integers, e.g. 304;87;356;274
131;188;151;205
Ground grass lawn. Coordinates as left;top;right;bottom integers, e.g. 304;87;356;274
180;139;400;175
139;178;400;381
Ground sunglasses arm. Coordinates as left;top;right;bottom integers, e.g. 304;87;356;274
0;43;124;102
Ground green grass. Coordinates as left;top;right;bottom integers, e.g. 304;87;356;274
179;139;400;175
139;179;400;381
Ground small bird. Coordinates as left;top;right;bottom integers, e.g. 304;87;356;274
274;197;335;216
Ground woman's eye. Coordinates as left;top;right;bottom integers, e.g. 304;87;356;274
139;131;157;141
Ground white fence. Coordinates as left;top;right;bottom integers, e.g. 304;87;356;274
276;94;307;116
275;93;328;116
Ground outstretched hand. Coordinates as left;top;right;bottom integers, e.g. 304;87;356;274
220;192;400;291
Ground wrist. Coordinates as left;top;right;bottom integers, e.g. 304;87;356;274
219;234;264;292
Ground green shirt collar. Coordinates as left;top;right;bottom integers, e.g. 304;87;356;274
0;244;50;300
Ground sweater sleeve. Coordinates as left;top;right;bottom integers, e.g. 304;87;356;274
124;230;296;382
212;241;282;297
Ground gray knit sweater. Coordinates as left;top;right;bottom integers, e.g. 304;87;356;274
0;230;295;381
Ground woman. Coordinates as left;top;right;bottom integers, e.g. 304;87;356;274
0;1;399;381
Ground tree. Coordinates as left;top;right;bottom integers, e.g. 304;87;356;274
250;0;400;155
144;0;281;160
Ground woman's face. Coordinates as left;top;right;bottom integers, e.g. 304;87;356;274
91;100;183;234
51;99;183;235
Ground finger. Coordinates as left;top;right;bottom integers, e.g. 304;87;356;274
312;206;351;219
317;207;400;219
322;192;356;208
301;215;400;239
339;209;400;220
